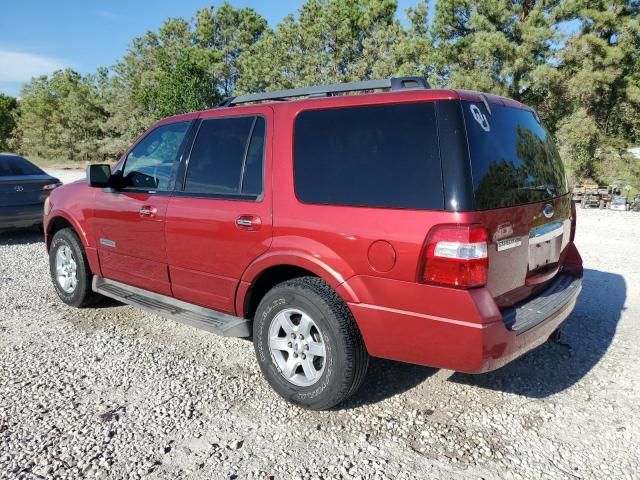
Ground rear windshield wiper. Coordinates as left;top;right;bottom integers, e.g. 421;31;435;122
519;184;558;196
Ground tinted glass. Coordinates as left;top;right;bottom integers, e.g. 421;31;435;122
241;117;265;196
294;103;443;209
124;122;190;190
0;155;44;176
462;102;568;210
185;116;263;197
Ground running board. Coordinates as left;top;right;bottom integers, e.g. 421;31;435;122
92;276;251;337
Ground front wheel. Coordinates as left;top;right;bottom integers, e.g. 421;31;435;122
49;228;101;308
253;277;369;410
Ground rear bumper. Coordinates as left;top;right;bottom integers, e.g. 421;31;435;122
0;203;44;229
341;245;583;374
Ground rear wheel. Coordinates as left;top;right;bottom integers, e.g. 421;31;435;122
253;277;369;410
49;228;100;307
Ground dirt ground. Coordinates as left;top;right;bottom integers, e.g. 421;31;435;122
0;174;638;479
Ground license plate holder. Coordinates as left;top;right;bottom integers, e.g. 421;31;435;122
528;222;563;270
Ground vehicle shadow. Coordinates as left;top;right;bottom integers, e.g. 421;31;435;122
340;358;437;409
0;228;43;246
92;297;125;309
448;268;625;398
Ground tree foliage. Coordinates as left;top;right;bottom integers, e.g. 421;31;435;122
5;0;640;189
0;93;18;151
15;69;106;162
555;0;640;182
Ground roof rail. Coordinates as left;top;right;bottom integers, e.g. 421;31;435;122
218;76;429;107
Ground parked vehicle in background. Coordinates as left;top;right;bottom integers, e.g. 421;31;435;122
0;153;61;230
608;196;628;211
43;77;583;410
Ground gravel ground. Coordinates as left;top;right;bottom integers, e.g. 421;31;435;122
47;169;86;185
1;181;639;479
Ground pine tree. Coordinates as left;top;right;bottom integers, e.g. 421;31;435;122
0;93;18;151
555;0;640;181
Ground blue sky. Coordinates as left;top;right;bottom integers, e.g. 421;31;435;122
0;0;434;97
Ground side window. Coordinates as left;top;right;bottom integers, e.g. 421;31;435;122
123;121;190;190
293;103;443;209
184;116;265;197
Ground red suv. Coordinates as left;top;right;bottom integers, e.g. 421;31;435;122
44;77;583;410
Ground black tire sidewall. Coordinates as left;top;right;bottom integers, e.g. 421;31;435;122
254;285;346;408
49;229;92;307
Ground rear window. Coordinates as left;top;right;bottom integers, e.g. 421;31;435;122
0;155;44;176
463;102;568;210
294;103;443;209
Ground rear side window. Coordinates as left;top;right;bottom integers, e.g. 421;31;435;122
184;116;265;197
463;102;568;210
294;103;443;209
0;155;44;176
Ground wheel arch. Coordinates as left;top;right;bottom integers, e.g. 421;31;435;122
46;211;100;276
237;252;359;320
46;214;84;251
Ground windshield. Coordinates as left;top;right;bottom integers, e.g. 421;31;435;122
462;102;568;210
0;155;45;176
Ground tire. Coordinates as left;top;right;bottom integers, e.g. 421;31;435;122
49;228;101;308
253;276;369;410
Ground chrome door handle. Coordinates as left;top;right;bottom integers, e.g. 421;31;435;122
236;215;261;231
139;206;157;218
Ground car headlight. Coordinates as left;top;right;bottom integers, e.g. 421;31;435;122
44;197;52;216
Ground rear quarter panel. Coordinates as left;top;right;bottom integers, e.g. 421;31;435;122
258;94;477;304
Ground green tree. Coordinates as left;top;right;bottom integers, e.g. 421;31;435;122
236;0;414;93
0;93;18;151
555;0;640;181
16;69;106;162
430;0;562;107
194;3;268;96
101;3;268;157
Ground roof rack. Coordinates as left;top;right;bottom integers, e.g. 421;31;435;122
218;76;429;107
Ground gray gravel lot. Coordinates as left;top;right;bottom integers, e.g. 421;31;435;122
1;179;639;478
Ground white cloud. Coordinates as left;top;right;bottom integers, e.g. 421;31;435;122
0;50;64;83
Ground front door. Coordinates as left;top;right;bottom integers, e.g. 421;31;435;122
165;108;273;313
93;120;192;296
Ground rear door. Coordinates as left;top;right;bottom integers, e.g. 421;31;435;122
459;100;572;306
92;121;191;296
165;107;273;314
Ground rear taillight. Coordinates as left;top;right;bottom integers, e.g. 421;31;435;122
42;183;62;191
420;224;488;289
570;200;577;242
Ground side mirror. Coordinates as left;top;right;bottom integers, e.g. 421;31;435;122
86;164;113;188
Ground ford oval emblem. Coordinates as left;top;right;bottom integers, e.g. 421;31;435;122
543;203;554;219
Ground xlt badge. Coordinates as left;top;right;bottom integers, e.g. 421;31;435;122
100;238;116;248
496;236;522;252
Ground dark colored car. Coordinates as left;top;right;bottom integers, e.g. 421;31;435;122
43;77;583;410
0;153;61;230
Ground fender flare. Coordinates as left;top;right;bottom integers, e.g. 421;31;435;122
46;209;92;249
236;249;360;316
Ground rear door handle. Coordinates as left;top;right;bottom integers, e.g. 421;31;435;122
236;215;261;231
139;205;157;218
